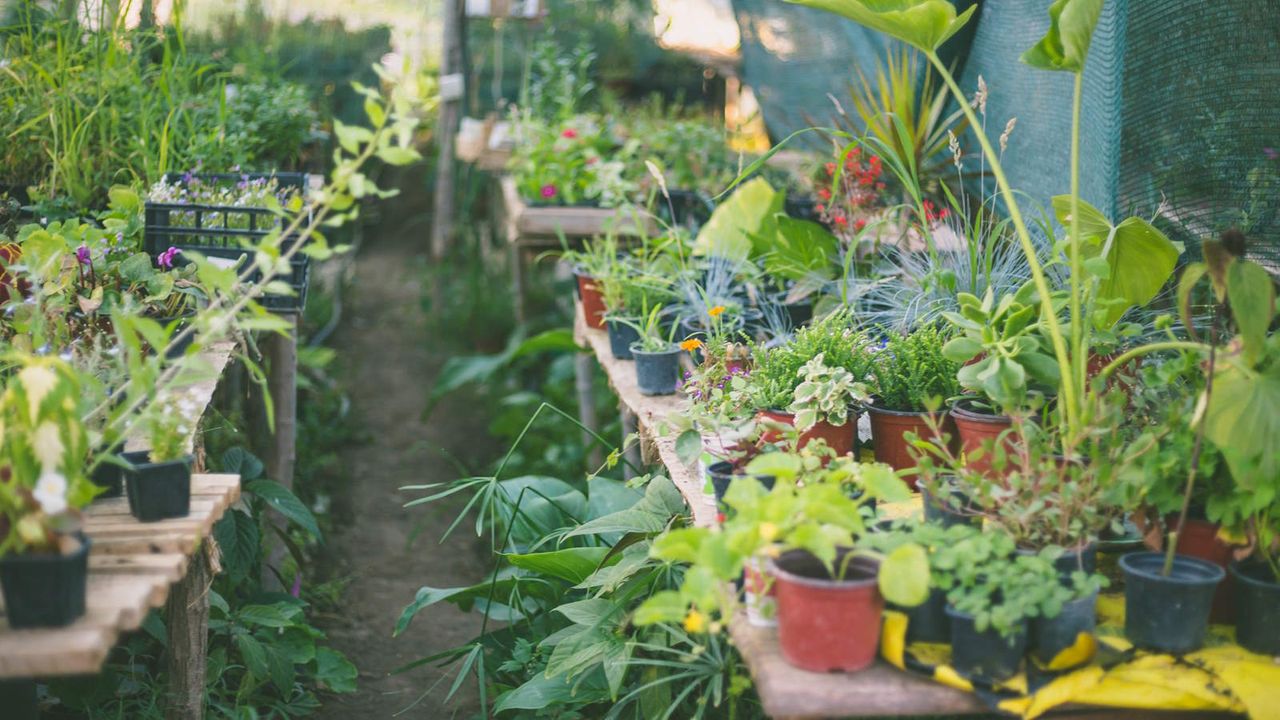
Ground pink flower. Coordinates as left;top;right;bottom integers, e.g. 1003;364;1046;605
540;184;558;200
562;128;578;139
157;246;181;269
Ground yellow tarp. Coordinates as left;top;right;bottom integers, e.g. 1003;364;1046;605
879;596;1280;720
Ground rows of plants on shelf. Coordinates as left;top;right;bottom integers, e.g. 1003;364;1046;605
0;2;432;715
415;1;1279;715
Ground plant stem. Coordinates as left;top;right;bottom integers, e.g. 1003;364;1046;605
1068;73;1085;413
926;52;1080;439
1097;341;1208;379
1164;342;1216;576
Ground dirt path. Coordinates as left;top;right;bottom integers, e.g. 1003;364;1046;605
314;178;490;719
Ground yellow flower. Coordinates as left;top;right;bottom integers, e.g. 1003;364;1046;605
683;609;708;634
707;305;726;318
679;338;703;352
759;522;779;542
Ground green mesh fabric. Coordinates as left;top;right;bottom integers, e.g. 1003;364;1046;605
732;0;1280;269
730;0;976;148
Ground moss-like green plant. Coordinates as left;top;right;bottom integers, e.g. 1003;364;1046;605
871;324;962;412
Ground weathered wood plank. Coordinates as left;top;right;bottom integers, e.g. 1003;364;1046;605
501;175;657;243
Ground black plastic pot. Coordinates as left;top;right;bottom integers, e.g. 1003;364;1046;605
1119;552;1224;654
900;587;950;644
707;461;775;507
125;453;193;522
90;447;125;499
1231;561;1280;655
632;345;681;396
946;605;1026;681
1031;591;1097;668
922;486;980;529
606;319;640;360
150;311;197;360
0;534;90;629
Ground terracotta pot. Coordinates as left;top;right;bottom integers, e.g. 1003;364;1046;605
770;549;883;673
950;399;1014;478
756;409;857;457
867;406;955;489
575;272;606;330
1170;516;1236;624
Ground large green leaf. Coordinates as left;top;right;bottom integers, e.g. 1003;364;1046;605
878;543;931;606
1021;0;1105;73
786;0;977;53
494;669;609;713
693;177;781;261
1226;260;1276;366
1205;361;1280;482
314;647;358;694
763;215;840;282
506;547;614;584
246;479;321;540
498;475;588;534
564;476;685;538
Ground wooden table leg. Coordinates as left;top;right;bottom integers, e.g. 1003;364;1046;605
620;407;642;478
0;679;37;720
165;543;211;720
261;320;298;590
574;351;603;470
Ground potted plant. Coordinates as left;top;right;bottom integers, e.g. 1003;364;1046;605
637;453;929;673
561;233;622;331
0;357;97;628
786;352;871;457
125;394;196;522
620;304;682;396
1231;508;1280;655
863;520;978;644
868;324;961;483
600;267;677;361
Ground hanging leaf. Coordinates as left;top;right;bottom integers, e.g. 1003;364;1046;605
505;547;613;584
693;178;781;262
1226;259;1276;366
878;543;931;606
1021;0;1105;73
786;0;978;53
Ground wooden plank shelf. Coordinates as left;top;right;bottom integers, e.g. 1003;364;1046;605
572;306;988;718
0;474;240;678
501;175;657;245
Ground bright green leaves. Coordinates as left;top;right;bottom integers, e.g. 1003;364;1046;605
1205;359;1280;482
764;216;841;284
1226;259;1276;365
878;543;931;607
786;0;977;53
1053;196;1181;329
693;177;782;261
1021;0;1105;73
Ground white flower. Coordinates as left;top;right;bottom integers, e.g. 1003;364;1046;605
33;470;69;515
18;365;58;420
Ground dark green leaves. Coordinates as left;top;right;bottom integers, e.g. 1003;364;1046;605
246;479;321;541
786;0;978;53
1021;0;1105;73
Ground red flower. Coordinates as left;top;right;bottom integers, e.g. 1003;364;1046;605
825;162;836;176
816;203;826;213
817;188;832;201
833;214;848;227
854;218;867;231
562;128;578;139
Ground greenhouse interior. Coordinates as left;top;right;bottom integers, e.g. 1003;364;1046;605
0;0;1278;718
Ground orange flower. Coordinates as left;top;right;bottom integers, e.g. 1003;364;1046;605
707;305;726;318
680;338;703;352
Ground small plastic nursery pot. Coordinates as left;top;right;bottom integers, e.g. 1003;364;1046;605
606;319;640;360
575;271;607;330
945;604;1027;681
867;406;955;489
950;399;1014;478
921;484;980;529
769;549;883;673
1171;516;1236;623
899;588;950;644
125;452;194;522
1230;561;1280;655
0;534;90;629
631;345;681;396
756;409;858;457
1031;591;1098;668
706;461;775;507
1119;552;1224;654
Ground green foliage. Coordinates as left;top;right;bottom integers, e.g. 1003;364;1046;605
742;310;872;411
789;352;869;430
693;178;782;261
943;285;1058;414
1020;0;1105;73
784;0;978;53
870;324;962;411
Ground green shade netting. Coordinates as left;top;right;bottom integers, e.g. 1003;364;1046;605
732;0;1280;269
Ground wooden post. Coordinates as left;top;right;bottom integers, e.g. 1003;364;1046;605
574;352;603;471
165;545;211;720
431;0;467;261
261;318;298;589
621;408;642;477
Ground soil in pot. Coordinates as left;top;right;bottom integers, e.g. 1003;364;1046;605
868;406;956;489
0;534;90;629
1031;591;1098;669
921;485;981;529
946;605;1027;681
125;452;194;522
950;399;1014;478
606;319;640;360
756;409;857;457
632;346;681;396
1231;561;1280;655
576;272;607;330
1119;552;1224;654
1171;515;1236;624
770;548;883;673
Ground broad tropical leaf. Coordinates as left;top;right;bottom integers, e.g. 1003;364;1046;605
1021;0;1105;73
786;0;978;53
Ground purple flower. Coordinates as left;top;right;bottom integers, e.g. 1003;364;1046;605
1265;147;1279;161
75;245;91;266
540;184;558;200
290;573;302;598
157;246;181;269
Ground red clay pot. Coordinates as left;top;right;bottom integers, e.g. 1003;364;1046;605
1170;516;1236;624
867;406;956;489
950;399;1014;478
770;549;883;673
756;409;857;457
575;272;607;330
